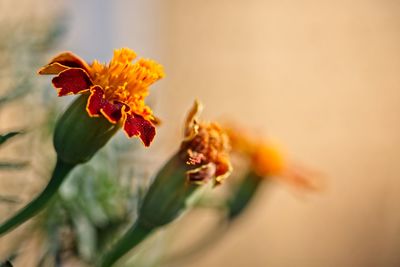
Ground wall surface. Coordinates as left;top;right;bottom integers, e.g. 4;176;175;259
161;1;400;267
1;1;400;266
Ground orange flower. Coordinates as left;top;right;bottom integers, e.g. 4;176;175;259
225;124;321;190
38;48;164;146
180;101;232;185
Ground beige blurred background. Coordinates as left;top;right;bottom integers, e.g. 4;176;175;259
2;0;400;266
162;1;400;267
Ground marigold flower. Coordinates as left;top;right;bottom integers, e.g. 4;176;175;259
225;124;320;191
39;48;164;146
224;124;321;220
0;48;164;237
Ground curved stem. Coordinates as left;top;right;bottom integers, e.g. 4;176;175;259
100;221;153;267
228;171;263;220
0;158;75;236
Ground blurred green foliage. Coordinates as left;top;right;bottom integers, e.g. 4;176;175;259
0;132;22;146
0;260;13;267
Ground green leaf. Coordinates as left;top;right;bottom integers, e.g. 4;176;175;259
0;260;13;267
0;132;22;146
0;78;32;108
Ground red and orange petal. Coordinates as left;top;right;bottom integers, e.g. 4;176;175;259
86;86;155;146
38;52;90;75
215;156;232;184
86;86;126;123
123;114;155;147
52;68;92;96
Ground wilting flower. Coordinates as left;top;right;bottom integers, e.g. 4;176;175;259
100;101;232;267
180;100;232;185
139;100;232;228
39;48;164;146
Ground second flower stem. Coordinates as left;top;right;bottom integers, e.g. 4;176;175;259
0;158;75;236
100;221;153;267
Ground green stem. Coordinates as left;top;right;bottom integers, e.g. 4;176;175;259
100;221;153;267
0;158;75;236
228;171;264;220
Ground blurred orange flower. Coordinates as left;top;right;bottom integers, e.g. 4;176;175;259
225;124;322;191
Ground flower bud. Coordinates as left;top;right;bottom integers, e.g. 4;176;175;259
138;153;209;228
53;94;119;164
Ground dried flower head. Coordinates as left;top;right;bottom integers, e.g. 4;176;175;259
100;101;233;267
180;101;232;185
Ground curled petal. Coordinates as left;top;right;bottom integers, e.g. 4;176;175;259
52;68;92;96
123;114;155;147
38;52;90;75
187;149;206;165
215;157;232;185
86;86;126;123
101;101;126;123
38;62;71;75
186;163;216;185
184;100;203;139
86;85;106;117
150;115;162;126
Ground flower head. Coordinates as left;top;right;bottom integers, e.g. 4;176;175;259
225;124;321;190
100;101;233;266
137;100;232;229
180;101;232;185
39;48;164;146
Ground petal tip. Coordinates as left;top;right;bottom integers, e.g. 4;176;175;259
123;114;156;147
52;68;92;97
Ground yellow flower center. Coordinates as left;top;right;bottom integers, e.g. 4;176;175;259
89;48;164;118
